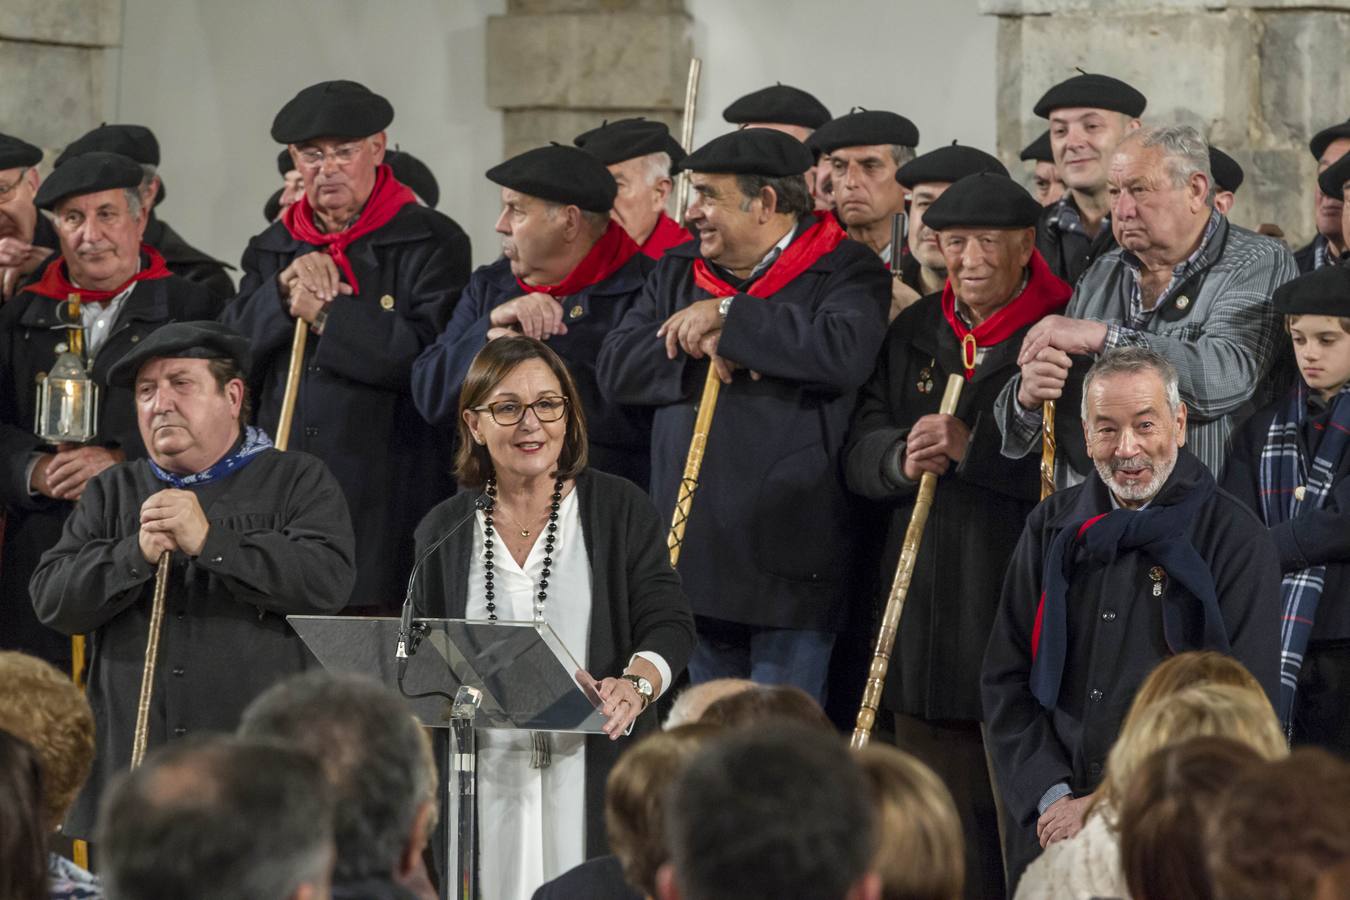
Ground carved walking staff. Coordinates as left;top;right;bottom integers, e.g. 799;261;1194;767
1040;400;1056;500
667;370;720;567
275;319;309;452
129;551;171;769
852;374;965;749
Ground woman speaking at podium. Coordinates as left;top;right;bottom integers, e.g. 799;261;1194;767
412;336;694;897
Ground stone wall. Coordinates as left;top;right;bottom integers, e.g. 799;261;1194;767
0;0;122;167
486;0;691;158
981;0;1350;246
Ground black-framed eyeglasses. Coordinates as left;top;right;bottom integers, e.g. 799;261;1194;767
473;396;569;426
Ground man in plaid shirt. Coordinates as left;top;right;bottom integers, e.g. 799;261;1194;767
995;124;1299;484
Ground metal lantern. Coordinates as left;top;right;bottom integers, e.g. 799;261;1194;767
35;346;99;444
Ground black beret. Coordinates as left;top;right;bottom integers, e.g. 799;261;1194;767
277;148;295;177
808;109;920;156
55;124;159;168
573;118;686;168
386;149;440;209
271;80;394;144
923;173;1042;231
677;128;815;178
264;187;284;223
722;84;831;130
1310;118;1350;161
0;133;42;170
1318;152;1350;199
109;321;252;389
485;144;616;213
1020;131;1053;163
34;152;143;211
896;143;1008;189
1034;72;1147;119
1272;265;1350;318
1208;146;1244;194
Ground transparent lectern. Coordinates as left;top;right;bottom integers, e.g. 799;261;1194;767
288;616;609;900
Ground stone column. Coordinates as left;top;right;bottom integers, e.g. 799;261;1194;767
0;0;122;167
486;0;692;159
981;0;1350;245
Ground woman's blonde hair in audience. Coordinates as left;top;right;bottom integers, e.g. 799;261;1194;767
853;743;964;900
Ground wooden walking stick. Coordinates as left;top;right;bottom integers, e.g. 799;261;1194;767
1040;400;1057;500
852;374;965;749
129;550;172;769
667;367;721;567
672;57;702;223
274;319;309;452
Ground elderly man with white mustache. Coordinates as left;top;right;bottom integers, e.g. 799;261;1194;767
981;346;1281;891
0;151;217;672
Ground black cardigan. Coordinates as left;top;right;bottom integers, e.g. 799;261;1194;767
413;467;695;858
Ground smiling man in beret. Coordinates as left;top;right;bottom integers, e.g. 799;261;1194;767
845;173;1071;899
0;132;58;299
598;127;889;704
56;123;236;301
0;151;218;672
30;319;355;838
220;79;471;616
412;144;656;486
1296;118;1350;274
575;117;691;258
1035;72;1146;285
1020;131;1064;207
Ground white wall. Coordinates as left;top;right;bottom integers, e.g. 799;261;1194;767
108;0;997;274
111;0;506;272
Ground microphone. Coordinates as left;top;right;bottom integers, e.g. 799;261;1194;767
396;492;492;681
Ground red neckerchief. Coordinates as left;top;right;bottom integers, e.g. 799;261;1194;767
516;221;641;297
940;249;1071;379
24;245;173;302
639;212;692;259
281;164;416;293
692;211;846;299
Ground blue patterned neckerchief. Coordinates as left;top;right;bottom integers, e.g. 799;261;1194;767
148;425;274;488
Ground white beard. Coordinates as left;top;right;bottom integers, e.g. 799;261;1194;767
1095;450;1178;505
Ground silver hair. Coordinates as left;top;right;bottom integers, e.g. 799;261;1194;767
638;151;673;187
1123;124;1212;192
890;144;917;167
123;188;143;218
1081;346;1182;419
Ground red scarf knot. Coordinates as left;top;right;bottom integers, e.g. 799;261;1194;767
514;221;641;298
640;212;693;259
691;211;846;300
940;249;1071;379
25;245;173;303
281;164;417;294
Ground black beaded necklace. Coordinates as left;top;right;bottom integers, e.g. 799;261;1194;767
482;476;563;622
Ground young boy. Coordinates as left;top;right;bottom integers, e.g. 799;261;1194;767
1223;264;1350;754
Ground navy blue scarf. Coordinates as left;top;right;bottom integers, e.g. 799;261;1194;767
148;426;273;488
1029;459;1230;709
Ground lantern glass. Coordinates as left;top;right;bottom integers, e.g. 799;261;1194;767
35;351;99;444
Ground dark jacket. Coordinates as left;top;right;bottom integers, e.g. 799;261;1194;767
844;294;1043;721
1222;396;1350;641
596;227;890;631
144;214;235;302
411;254;655;489
30;449;357;837
1036;195;1117;287
0;268;219;666
981;450;1280;832
219;204;471;608
531;855;641;900
412;468;695;858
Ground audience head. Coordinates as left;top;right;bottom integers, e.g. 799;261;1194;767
658;724;879;900
271;80;393;225
697;684;834;731
1118;650;1265;737
0;133;43;247
1118;736;1267;900
1109;124;1214;262
606;723;723;898
1035;71;1144;198
677;128;815;274
1093;680;1286;818
486;144;617;285
854;743;964;900
1309;117;1350;249
663;678;755;729
97;735;335;900
1081;346;1186;508
0;729;48;900
239;671;436;886
1208;748;1350;900
455;335;588;488
0;651;95;832
35;151;150;292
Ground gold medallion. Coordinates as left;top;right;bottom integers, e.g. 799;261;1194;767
569;304;584;320
380;294;395;310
